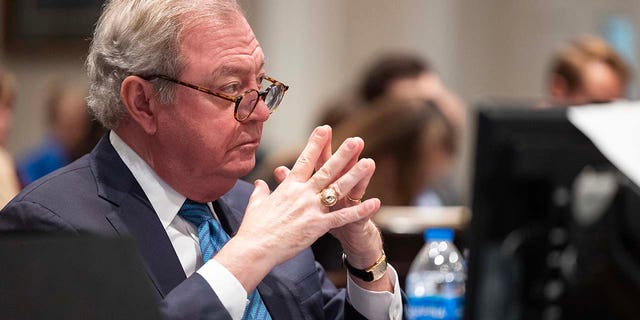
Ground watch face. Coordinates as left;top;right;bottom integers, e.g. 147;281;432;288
368;258;388;282
343;253;388;282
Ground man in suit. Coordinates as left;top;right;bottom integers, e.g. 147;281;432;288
0;0;403;319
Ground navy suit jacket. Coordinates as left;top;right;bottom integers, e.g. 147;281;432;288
0;136;368;319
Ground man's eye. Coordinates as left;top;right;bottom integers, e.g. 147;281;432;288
220;83;240;94
257;76;265;89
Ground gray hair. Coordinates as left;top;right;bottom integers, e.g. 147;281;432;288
86;0;241;129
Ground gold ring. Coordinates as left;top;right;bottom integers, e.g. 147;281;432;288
319;188;338;207
346;194;362;203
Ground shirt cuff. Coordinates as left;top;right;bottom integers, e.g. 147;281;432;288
347;264;403;320
197;259;248;320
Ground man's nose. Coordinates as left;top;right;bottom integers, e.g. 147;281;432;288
246;98;270;123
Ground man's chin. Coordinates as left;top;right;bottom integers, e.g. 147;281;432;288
222;158;256;179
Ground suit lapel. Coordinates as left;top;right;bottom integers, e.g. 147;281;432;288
89;135;324;318
91;135;186;297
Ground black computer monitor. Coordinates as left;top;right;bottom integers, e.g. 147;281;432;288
0;234;161;320
466;106;640;320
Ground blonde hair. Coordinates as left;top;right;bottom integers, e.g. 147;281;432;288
549;35;630;94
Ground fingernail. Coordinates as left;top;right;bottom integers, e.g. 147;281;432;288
359;159;371;169
316;126;326;137
346;138;357;150
370;198;381;209
365;199;375;210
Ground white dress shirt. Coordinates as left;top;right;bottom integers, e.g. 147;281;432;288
110;131;402;320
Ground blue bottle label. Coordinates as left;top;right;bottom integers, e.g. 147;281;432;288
407;295;464;320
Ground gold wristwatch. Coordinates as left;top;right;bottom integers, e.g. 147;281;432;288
342;252;388;282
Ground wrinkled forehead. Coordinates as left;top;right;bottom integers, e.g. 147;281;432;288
178;10;264;71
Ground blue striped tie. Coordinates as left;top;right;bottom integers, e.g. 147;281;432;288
178;199;272;320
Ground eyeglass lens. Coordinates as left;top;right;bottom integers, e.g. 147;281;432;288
237;90;259;120
236;83;285;120
265;84;284;110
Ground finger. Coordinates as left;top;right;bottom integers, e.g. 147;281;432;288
328;158;375;205
273;166;290;184
324;198;381;229
315;126;333;172
309;137;364;191
345;158;375;203
340;140;361;177
332;136;362;179
289;126;331;182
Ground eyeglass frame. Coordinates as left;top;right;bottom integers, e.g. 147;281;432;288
139;74;289;122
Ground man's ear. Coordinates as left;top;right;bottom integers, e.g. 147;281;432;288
120;76;159;135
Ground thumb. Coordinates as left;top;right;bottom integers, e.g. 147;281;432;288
273;166;291;184
249;179;271;204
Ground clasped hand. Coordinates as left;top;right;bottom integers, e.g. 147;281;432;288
219;125;385;292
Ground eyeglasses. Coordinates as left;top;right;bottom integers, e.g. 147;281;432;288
141;74;289;122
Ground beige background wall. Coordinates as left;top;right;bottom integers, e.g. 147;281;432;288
2;0;640;197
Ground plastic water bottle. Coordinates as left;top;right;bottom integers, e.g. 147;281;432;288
406;228;466;320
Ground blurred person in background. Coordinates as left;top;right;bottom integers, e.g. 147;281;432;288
0;66;20;207
17;81;104;186
327;53;465;205
333;98;458;207
358;52;467;129
329;53;465;205
545;35;631;107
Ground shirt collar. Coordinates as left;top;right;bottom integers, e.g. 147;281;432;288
109;131;185;230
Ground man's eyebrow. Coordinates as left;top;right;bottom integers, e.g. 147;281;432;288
211;65;249;79
211;61;266;80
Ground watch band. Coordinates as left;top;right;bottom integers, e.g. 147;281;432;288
342;252;388;282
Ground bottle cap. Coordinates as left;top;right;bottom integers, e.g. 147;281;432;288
424;228;454;242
